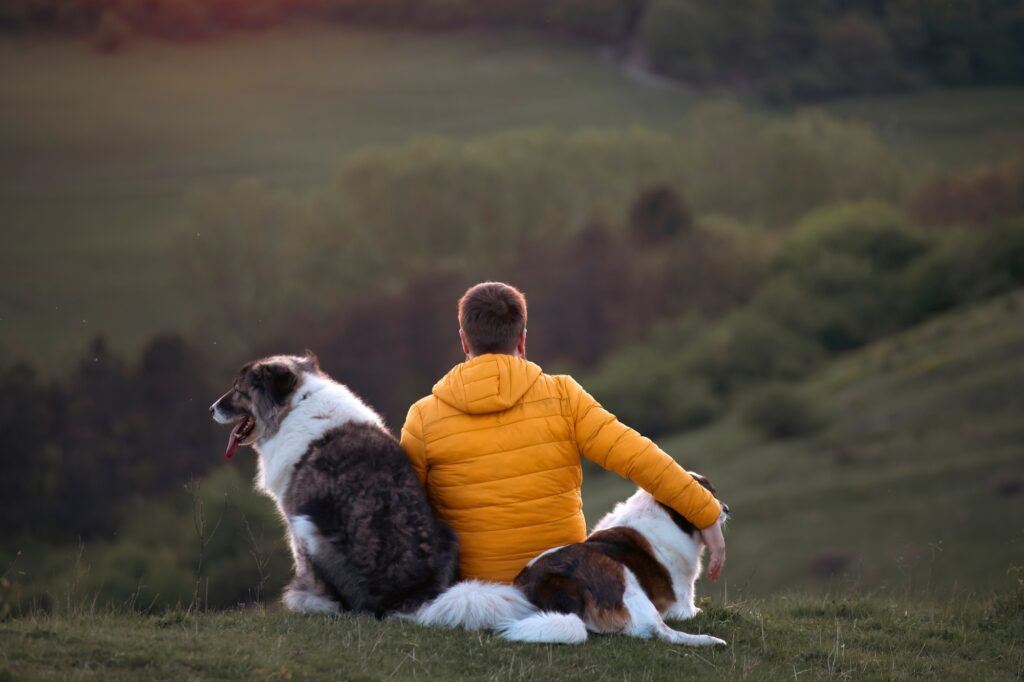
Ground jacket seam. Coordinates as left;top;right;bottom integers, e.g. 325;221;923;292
431;463;578;488
453;509;582;535
424;408;565;444
440;488;579;512
431;440;575;465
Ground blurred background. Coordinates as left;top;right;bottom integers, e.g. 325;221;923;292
1;0;1023;614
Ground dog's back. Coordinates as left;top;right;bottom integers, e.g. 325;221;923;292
286;419;459;615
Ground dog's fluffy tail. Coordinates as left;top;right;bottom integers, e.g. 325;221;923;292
413;580;587;644
413;580;536;631
497;612;588;644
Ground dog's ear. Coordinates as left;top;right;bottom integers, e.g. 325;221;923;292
688;471;716;495
260;362;298;406
302;349;320;372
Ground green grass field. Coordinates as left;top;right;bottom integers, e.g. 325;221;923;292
2;586;1021;680
3;24;1024;370
581;290;1024;601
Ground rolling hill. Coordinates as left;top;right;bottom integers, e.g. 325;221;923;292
584;289;1024;599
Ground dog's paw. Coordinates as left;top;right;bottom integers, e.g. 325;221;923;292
665;604;701;621
282;589;340;615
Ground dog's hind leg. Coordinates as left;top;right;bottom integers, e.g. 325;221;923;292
621;570;725;647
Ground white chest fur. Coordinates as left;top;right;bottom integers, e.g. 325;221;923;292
254;374;383;504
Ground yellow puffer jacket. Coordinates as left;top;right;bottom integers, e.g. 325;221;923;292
400;354;722;583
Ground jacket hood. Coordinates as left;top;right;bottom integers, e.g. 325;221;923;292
432;354;543;414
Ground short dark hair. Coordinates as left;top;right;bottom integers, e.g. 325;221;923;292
458;282;527;355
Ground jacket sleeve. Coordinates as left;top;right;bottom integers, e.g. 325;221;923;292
564;376;722;529
399;403;429;489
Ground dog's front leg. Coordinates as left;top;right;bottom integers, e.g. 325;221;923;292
663;578;700;620
281;515;340;615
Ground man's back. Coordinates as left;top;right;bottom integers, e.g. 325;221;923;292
401;353;721;583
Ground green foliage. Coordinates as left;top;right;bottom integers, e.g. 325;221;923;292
636;0;1024;100
587;318;722;434
679;105;911;228
769;202;929;349
738;384;824;439
333;128;684;274
583;203;1024;437
7;0;1024;100
900;220;1024;322
12;466;290;613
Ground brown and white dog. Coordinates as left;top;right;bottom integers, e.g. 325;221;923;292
414;475;728;646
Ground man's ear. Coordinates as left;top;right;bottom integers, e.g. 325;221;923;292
260;363;298;406
459;328;471;356
517;328;527;357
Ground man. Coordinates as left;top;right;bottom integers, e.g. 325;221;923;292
400;282;726;584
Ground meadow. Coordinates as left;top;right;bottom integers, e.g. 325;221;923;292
3;24;1024;369
2;585;1022;680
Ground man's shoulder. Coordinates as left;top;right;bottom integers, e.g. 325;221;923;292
408;393;438;418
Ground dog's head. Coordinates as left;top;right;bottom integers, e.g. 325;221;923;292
210;351;321;458
688;471;729;521
658;470;729;537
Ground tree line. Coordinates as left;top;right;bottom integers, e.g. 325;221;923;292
3;0;1023;100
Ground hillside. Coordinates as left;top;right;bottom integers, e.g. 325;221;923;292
3;25;1024;369
583;289;1024;599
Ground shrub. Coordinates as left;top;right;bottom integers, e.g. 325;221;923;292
586;319;723;435
739;384;825;440
684;310;826;394
778;202;927;274
900;221;1024;322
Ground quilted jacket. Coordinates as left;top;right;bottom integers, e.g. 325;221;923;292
400;353;722;583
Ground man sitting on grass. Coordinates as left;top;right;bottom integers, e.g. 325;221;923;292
400;281;726;584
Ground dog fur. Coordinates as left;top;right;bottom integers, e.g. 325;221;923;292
414;476;727;646
211;352;459;617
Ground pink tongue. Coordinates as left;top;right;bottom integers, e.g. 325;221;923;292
225;425;242;459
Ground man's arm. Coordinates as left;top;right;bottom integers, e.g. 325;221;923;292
564;376;723;531
399;403;428;488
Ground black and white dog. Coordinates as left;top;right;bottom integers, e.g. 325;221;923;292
210;352;459;617
415;478;728;646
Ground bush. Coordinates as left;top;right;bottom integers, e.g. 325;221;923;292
585;319;723;435
900;221;1024;323
767;203;929;349
739;384;825;440
778;202;927;274
685;310;826;393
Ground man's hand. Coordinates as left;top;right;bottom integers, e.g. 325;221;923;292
700;517;726;582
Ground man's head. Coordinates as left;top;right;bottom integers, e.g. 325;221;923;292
458;282;527;358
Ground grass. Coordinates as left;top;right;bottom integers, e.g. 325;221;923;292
3;24;1024;369
2;584;1022;680
579;290;1024;601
